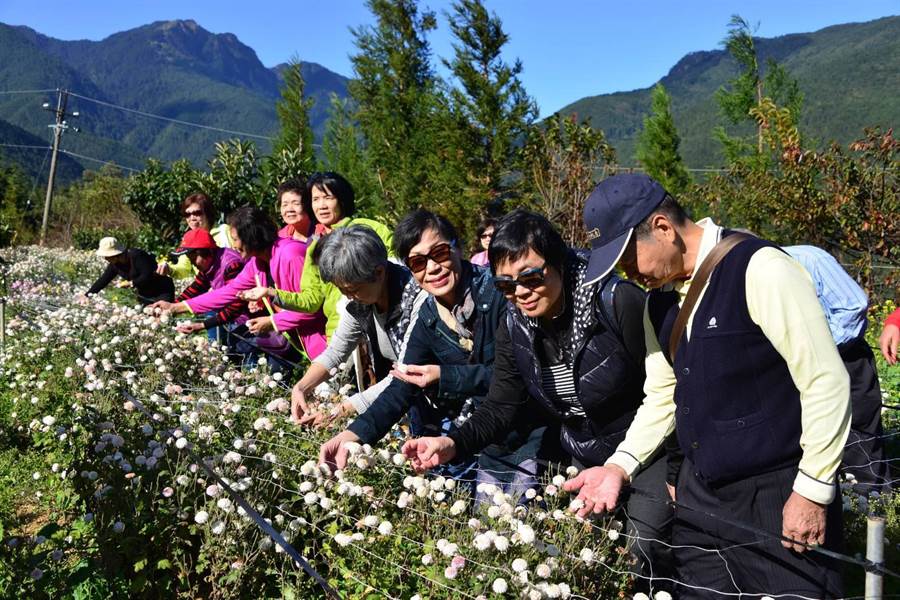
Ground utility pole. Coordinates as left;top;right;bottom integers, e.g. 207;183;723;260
39;89;79;246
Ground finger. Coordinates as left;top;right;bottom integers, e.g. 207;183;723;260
389;369;412;383
403;364;426;375
318;444;332;466
576;498;595;519
335;446;349;470
562;471;586;492
401;440;419;458
291;399;302;424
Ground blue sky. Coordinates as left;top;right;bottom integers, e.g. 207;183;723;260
1;1;896;116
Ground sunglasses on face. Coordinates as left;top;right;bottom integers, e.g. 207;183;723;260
405;241;455;273
492;264;547;295
480;232;493;240
184;209;204;218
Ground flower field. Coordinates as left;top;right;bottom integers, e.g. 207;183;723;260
0;245;897;599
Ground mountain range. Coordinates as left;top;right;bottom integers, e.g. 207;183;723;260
558;15;899;168
0;19;349;182
0;15;897;184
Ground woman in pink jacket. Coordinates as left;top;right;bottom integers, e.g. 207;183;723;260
153;206;327;367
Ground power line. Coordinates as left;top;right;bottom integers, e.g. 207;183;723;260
0;143;52;150
0;89;57;96
58;149;141;173
67;90;277;141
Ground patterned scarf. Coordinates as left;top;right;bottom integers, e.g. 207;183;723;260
522;252;596;363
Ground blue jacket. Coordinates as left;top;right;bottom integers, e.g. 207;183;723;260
348;263;504;444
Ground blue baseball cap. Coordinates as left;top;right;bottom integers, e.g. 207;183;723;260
582;174;669;286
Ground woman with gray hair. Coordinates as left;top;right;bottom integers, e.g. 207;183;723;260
258;225;427;425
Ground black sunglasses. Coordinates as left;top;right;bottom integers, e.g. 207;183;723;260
406;241;455;273
184;209;204;217
492;264;547;294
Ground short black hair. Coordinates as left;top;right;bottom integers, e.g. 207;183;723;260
227;205;277;253
476;216;498;238
393;209;459;260
488;209;567;274
634;195;689;239
276;178;314;221
307;172;355;218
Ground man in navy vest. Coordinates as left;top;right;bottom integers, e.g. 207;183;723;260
563;174;850;598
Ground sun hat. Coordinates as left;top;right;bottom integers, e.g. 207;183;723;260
96;236;125;258
170;228;218;256
582;174;669;286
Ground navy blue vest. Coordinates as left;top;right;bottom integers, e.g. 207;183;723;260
647;234;803;485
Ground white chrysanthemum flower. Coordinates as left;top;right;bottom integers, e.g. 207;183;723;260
421;553;433;565
194;511;209;524
333;533;352;547
536;562;552;578
511;558;528;573
493;535;509;552
175;437;188;449
607;529;619;541
449;499;467;515
211;520;226;535
551;474;566;487
632;594;650;600
654;592;673;600
206;484;221;497
491;578;507;594
377;520;393;536
41;415;56;426
579;547;594;564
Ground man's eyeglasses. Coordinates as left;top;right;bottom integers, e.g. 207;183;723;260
492;264;547;295
406;241;455;273
184;209;204;218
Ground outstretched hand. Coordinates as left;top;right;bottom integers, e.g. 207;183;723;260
562;465;629;518
238;286;272;302
319;430;362;471
390;364;441;388
401;437;457;473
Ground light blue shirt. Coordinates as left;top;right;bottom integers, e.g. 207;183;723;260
785;245;868;345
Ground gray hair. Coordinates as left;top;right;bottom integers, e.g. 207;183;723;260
312;225;388;285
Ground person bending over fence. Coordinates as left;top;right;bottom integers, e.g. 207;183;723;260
85;236;174;305
151;206;326;374
162;228;245;345
256;225;427;426
318;210;553;499
560;174;850;599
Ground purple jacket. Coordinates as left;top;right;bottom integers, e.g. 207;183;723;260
184;237;327;359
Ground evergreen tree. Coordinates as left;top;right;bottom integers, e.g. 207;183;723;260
714;15;803;165
321;95;381;218
443;0;537;202
635;83;691;195
349;0;445;222
273;58;316;168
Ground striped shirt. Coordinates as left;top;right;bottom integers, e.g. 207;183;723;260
176;261;246;329
540;363;585;418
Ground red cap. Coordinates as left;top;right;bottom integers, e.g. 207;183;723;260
171;228;218;256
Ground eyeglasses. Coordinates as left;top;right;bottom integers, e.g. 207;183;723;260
480;232;494;240
405;241;455;273
492;264;547;295
184;209;204;217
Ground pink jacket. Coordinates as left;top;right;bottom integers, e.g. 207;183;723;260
184;237;327;359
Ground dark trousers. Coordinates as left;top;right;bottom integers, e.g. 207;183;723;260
625;451;676;594
839;339;890;493
673;460;843;599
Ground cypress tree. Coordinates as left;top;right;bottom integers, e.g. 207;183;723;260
635;83;691;195
273;58;316;168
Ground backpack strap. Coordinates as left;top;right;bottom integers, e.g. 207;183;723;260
668;233;751;361
596;274;622;342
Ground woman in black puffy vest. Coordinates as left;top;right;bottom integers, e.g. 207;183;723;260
403;209;673;592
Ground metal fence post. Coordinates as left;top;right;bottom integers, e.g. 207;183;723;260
865;515;885;599
0;298;6;353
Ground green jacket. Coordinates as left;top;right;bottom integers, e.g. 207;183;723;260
274;217;394;339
